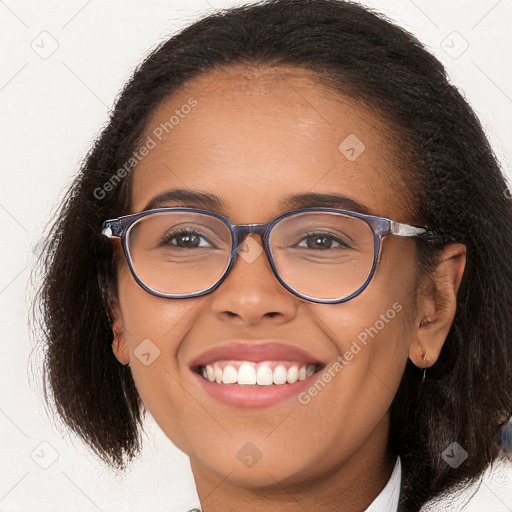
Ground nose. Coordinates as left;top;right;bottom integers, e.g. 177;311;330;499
209;232;299;325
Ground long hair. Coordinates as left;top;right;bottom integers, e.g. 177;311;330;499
32;1;512;510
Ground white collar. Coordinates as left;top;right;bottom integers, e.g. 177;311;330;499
363;456;402;512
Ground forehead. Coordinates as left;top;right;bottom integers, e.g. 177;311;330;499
130;65;414;222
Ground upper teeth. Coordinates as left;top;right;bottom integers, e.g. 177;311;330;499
200;361;317;386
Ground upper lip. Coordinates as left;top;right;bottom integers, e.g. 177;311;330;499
189;340;327;369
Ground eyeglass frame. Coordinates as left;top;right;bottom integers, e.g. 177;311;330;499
101;206;433;304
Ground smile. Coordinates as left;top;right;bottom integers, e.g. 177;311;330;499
188;340;327;408
190;364;325;408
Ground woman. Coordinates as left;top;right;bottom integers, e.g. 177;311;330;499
34;0;512;510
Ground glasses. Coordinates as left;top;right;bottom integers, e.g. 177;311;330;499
101;207;432;304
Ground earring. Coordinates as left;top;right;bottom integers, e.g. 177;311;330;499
417;319;430;383
421;352;428;384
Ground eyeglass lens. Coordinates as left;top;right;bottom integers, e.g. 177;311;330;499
127;211;376;300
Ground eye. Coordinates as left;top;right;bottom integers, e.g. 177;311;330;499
159;228;215;249
296;232;352;250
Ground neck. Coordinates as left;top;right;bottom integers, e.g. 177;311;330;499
190;415;395;512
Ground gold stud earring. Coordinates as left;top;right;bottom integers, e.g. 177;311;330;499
422;352;428;383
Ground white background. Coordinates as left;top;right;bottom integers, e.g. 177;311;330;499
1;1;511;511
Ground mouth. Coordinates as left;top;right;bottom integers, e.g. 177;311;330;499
190;361;325;408
188;341;327;408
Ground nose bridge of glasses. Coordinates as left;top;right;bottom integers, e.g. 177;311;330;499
234;223;268;243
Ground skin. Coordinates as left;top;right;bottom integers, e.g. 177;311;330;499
110;65;466;512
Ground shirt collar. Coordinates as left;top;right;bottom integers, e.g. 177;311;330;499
363;456;402;512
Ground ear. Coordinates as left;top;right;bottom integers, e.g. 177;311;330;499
109;295;130;366
409;243;467;368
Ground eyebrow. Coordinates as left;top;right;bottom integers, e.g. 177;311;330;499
142;189;372;215
143;189;226;211
278;192;372;215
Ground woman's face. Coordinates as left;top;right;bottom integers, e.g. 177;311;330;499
111;65;437;492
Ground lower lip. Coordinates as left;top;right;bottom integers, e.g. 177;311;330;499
191;369;320;408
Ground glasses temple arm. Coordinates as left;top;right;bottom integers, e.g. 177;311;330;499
389;220;428;237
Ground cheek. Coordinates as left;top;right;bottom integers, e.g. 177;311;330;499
115;264;204;433
303;249;417;419
116;244;219;331
311;243;416;370
288;293;413;470
307;292;412;407
117;264;194;350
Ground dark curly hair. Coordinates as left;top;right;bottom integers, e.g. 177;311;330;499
31;1;512;510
